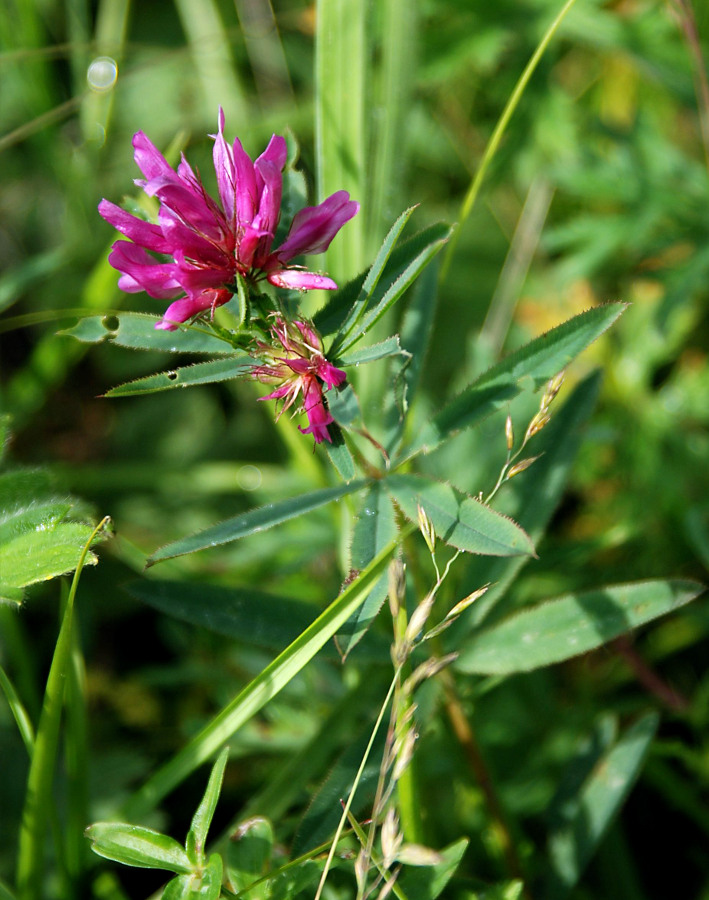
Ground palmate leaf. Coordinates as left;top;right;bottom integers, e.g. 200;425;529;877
405;303;626;458
60;313;233;354
456;579;706;675
104;356;252;397
386;473;535;557
147;479;369;564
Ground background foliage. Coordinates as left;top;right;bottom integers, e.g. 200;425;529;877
1;0;709;898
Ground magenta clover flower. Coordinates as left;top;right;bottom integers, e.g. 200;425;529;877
99;109;359;331
250;317;346;444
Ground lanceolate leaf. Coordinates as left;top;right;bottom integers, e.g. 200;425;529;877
333;207;417;346
148;479;368;564
406;304;626;457
104;356;252;397
336;335;403;367
127;580;331;651
60;313;233;354
545;713;659;895
456;579;706;675
386;473;535;557
191;749;229;851
339;226;452;353
85;823;192;873
314;223;452;339
336;483;399;658
397;837;469;900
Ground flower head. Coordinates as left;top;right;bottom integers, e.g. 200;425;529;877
250;317;346;444
99;110;359;330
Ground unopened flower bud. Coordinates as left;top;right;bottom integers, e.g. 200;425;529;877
542;371;565;410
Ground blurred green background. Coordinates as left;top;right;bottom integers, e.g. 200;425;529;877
2;0;709;898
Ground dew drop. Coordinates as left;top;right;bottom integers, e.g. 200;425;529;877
87;56;118;93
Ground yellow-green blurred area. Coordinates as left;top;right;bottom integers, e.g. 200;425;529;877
2;0;709;898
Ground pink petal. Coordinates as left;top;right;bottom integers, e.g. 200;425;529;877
155;289;231;331
317;360;346;390
98;200;172;253
275;191;359;261
266;269;338;291
132;131;176;181
108;241;182;298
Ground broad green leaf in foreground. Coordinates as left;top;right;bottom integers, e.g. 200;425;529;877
148;479;368;564
104;356;252;397
386;473;535;557
456;580;705;675
85;823;192;873
60;313;233;354
545;713;659;895
0;523;100;600
406;303;626;457
123;533;407;819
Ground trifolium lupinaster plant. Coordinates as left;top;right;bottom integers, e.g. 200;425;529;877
59;109;704;900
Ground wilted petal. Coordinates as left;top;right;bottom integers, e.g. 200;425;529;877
275;191;359;260
266;269;338;291
299;377;334;443
98;200;172;253
317;360;346;390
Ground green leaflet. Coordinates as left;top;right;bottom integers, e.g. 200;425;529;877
336;483;399;658
104;356;252;397
386;473;535;557
456;579;706;675
336;335;403;367
85;823;192;873
127;579;329;652
545;713;659;895
406;303;626;457
0;524;98;590
314;223;451;340
338;226;452;354
148;479;368;564
60;313;234;354
397;837;470;900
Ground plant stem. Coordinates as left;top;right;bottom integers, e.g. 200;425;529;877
440;670;529;892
